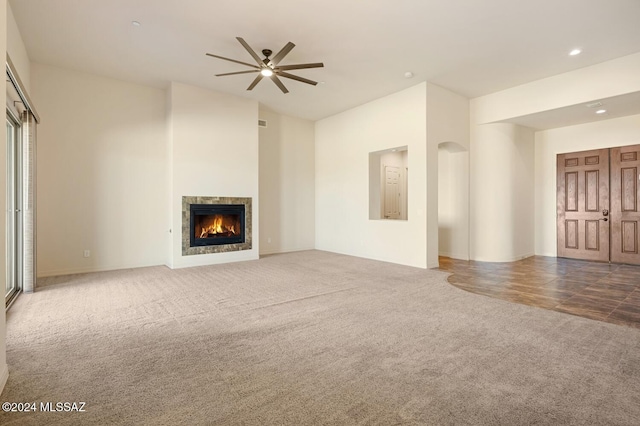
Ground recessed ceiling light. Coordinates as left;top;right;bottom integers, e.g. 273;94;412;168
132;21;141;27
585;101;602;108
404;71;414;79
596;109;607;114
569;48;581;56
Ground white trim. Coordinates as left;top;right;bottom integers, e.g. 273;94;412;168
6;55;39;123
37;261;167;278
259;246;315;256
535;252;557;258
471;253;535;263
313;248;428;269
438;251;470;261
427;261;441;269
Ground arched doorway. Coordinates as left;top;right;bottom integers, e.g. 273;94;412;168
438;141;469;260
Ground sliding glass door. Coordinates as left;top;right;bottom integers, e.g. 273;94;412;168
6;114;22;305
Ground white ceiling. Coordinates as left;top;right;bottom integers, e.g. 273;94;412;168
9;0;640;121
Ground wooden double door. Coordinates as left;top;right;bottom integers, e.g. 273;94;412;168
557;145;640;265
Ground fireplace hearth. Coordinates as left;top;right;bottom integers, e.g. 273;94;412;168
182;196;252;256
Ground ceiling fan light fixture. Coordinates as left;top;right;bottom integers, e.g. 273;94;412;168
207;38;324;93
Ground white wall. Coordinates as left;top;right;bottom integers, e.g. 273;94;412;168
167;82;259;268
258;106;314;255
316;83;428;268
6;1;29;92
535;114;640;256
473;53;640;125
427;83;470;150
32;63;167;276
470;123;535;261
0;0;9;396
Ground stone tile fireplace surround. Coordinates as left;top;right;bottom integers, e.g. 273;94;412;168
182;196;252;256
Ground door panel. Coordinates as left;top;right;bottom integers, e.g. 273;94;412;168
611;145;640;265
384;166;400;219
557;149;610;262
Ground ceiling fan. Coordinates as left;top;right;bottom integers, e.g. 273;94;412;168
206;37;324;94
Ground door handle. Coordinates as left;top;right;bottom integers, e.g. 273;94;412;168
600;217;608;222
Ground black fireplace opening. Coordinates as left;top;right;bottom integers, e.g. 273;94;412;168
190;204;245;247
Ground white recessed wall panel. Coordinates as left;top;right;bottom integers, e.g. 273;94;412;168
258;106;315;255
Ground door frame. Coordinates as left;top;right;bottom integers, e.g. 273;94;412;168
557;145;640;265
6;110;23;306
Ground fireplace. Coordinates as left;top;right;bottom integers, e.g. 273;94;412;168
190;204;245;247
182;196;252;256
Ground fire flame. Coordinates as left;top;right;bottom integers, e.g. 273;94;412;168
199;215;237;238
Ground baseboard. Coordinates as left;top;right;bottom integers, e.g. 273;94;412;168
471;252;535;263
0;363;8;395
259;247;315;256
38;261;166;278
315;247;428;269
536;252;557;258
438;252;470;261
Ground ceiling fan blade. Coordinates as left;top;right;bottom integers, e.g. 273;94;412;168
270;42;295;66
206;53;260;69
278;71;318;86
236;37;264;66
247;74;264;91
275;62;324;71
271;74;289;94
215;70;260;77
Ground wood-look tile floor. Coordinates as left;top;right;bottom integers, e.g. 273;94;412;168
438;256;640;329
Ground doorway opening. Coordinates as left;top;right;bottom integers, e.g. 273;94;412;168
438;142;469;260
557;144;640;265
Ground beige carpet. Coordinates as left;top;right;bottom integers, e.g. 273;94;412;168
1;250;639;425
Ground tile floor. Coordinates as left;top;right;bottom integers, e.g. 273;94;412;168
438;256;640;329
